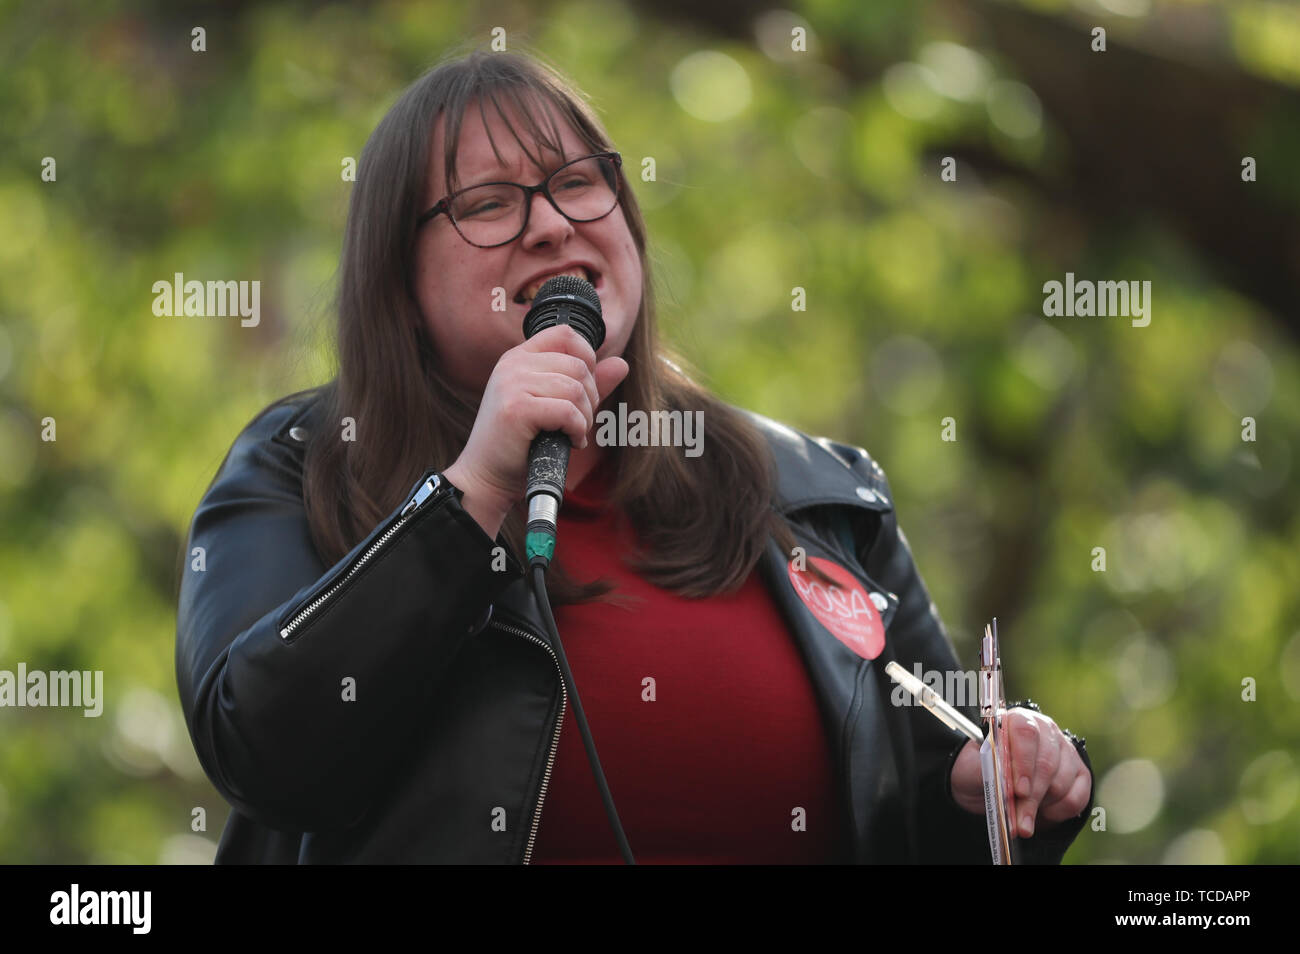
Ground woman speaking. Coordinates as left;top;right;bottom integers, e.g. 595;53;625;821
175;47;1092;864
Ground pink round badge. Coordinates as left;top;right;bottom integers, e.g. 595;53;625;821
787;556;885;660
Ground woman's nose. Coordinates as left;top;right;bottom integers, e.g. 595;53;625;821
519;189;575;248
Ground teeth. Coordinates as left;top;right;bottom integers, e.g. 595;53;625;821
519;268;592;303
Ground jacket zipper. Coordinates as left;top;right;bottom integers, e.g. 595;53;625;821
489;619;566;865
279;475;445;641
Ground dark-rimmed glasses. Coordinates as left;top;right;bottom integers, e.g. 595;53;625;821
416;151;623;248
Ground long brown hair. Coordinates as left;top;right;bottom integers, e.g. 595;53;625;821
296;46;812;605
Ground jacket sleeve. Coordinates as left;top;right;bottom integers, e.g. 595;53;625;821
848;452;1094;864
175;401;524;833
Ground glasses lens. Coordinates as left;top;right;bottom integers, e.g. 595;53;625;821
549;155;620;222
449;184;527;247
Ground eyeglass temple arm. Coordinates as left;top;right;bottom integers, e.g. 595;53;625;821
417;199;447;227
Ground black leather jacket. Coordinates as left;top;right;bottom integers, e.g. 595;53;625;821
175;391;1093;864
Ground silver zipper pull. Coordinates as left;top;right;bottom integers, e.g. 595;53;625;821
278;474;447;642
400;475;442;518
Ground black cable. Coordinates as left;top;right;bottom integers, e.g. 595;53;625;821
530;562;636;864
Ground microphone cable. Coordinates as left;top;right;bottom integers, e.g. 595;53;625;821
529;560;636;864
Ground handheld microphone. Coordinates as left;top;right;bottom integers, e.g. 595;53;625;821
519;273;636;863
521;273;605;568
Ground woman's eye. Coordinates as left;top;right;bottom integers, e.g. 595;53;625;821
458;195;516;218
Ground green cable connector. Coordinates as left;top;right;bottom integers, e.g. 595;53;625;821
526;529;555;563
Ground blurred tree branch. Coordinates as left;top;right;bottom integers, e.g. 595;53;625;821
635;0;1300;331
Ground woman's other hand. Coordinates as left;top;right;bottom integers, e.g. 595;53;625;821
949;708;1092;838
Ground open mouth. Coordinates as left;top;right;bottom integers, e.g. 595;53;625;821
514;266;599;305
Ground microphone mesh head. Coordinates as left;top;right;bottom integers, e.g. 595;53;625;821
535;273;601;314
522;273;605;350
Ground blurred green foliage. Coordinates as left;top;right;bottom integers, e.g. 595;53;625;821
0;0;1296;864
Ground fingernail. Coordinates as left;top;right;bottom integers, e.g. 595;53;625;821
1021;814;1034;837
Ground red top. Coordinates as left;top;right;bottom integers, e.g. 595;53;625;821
528;450;847;864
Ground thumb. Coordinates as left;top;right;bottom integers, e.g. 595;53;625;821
594;356;630;405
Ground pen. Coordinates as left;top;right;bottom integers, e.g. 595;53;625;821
884;660;984;743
